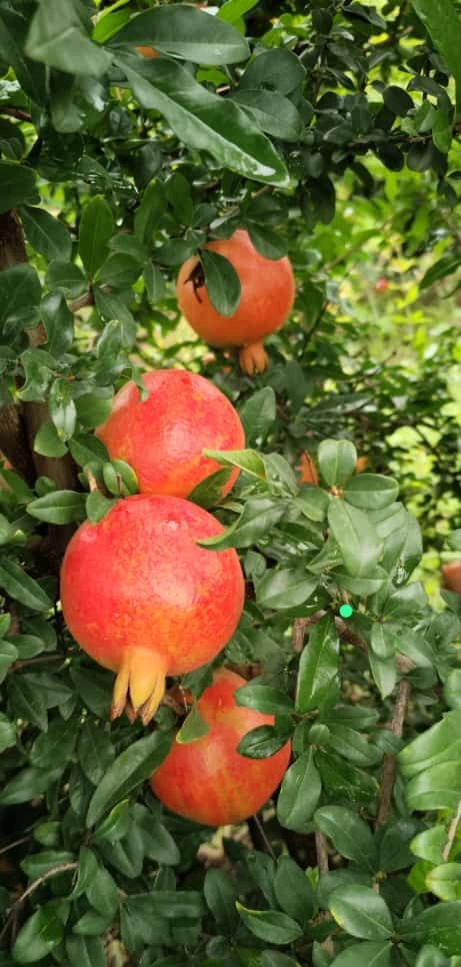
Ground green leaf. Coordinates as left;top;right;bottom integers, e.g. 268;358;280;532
368;652;397;699
12;901;68;964
328;499;383;577
411;826;447;865
217;0;260;25
109;5;249;64
30;717;77;770
204;869;238;935
236;903;303;945
79;196;115;278
0;162;38;215
444;669;461;709
426;863;461;901
410;0;461;111
203;448;266;479
86;730;172;827
399;901;461;954
143;262;166;304
318;439;357;487
277;749;322;833
296;488;329;523
295;615;339;713
329;942;395;967
20;206;72;262
239;48;306;96
246;221;289;259
344;475;399;511
200;249;241;317
188;468;232;509
28;490;85;525
34;420;68;458
398;710;461;779
314;806;377;871
233;90;303;143
274;856;315;922
0;558;51;611
256;568;318;611
176;703;210;744
235;683;295;716
86;492;118;524
46;260;86;298
239;387;276;445
329;885;393;940
78;723;115;785
66;935;106;967
26;0;112;77
86;867;120;918
21;849;75;880
406;762;461;811
0;263;41;331
0;640;18;684
119;55;289;188
420;253;461;290
237;725;289;759
0;713;16;754
8;677;49;732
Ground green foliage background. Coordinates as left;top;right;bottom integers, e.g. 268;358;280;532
0;1;460;965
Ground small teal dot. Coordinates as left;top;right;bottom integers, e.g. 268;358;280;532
339;603;353;619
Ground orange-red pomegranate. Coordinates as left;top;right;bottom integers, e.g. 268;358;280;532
150;668;291;825
176;229;295;375
60;496;244;724
96;369;245;500
136;46;159;58
442;562;461;594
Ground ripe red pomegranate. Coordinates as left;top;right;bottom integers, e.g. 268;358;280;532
150;668;291;825
60;496;244;724
375;277;389;293
442;562;461;594
96;369;245;500
176;229;295;375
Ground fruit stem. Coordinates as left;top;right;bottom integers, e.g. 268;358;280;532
110;648;167;725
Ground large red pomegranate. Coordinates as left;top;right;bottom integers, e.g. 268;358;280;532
176;229;295;375
60;496;244;724
150;668;291;825
96;369;244;500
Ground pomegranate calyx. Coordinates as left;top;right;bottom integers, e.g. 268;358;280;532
239;341;269;375
110;648;168;725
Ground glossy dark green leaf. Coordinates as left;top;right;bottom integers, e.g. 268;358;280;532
27;490;85;525
233;90;303;142
239;387;276;444
295;615;339;713
0;263;41;331
344;475;399;511
78;723;115;785
399;901;461;954
204;869;238;935
257;568;318;610
318;439;357;487
274;856;315;922
235;683;294;715
66;935;106;967
239;48;306;95
12;901;69;964
316;751;378;804
246;221;288;259
329;942;395;967
79;196;115;279
0;558;51;611
328;499;383;577
200;249;241;317
410;0;461;110
236;903;303;945
119;55;289;187
86;730;172;826
237;725;289;759
30;716;77;770
314;806;377;871
218;0;260;25
0;162;38;215
176;703;210;744
20;206;72;262
329;885;393;940
277;749;321;833
0;713;16;754
26;0;112;77
86;867;120;918
109;4;249;64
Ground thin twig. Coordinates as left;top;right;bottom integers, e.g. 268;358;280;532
375;678;411;827
70;290;94;313
292;616;308;653
251;814;276;860
0;863;78;944
10;654;66;672
0;107;32;122
0;835;31;857
443;800;461;861
315;831;329;876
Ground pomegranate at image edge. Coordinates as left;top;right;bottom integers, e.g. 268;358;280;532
151;668;291;826
176;229;295;375
60;496;244;724
442;561;461;594
96;369;245;500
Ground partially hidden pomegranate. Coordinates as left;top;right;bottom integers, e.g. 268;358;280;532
96;369;245;500
176;229;295;375
150;668;291;826
60;496;244;724
442;561;461;594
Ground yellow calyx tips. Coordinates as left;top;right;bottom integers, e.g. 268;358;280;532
110;649;167;726
239;341;269;375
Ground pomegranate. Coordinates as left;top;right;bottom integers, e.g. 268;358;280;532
136;46;159;58
96;369;245;500
60;496;244;724
176;229;295;375
442;562;461;594
150;668;291;826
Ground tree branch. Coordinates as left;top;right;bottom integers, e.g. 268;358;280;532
0;862;78;944
70;290;94;313
443;800;461;861
0;107;32;122
375;678;411;827
315;830;329;876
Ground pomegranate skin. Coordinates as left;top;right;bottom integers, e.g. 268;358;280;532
176;230;295;370
442;562;461;594
60;496;244;723
151;668;291;826
96;370;244;500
